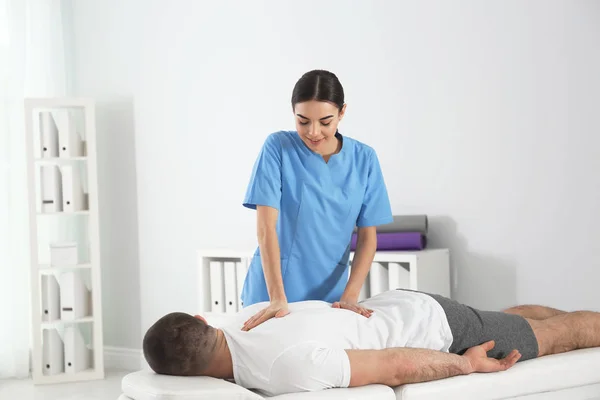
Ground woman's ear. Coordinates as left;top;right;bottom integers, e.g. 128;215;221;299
339;103;347;120
194;314;208;324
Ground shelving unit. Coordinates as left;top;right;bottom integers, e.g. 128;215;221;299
196;248;450;326
24;98;104;384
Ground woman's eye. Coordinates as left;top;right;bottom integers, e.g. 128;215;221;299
322;122;331;126
299;121;309;125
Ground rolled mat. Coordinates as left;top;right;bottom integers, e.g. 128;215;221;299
350;232;427;251
354;215;428;234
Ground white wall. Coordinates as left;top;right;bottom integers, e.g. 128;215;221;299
68;0;600;351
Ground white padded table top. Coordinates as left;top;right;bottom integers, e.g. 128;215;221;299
120;347;600;400
121;369;395;399
396;347;600;399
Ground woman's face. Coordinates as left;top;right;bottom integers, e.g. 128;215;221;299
293;100;346;155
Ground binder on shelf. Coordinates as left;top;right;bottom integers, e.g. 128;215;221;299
58;113;83;158
209;261;225;313
50;242;79;266
60;165;86;212
42;328;64;376
63;325;92;374
235;260;247;309
369;262;388;297
40;165;63;213
39;111;59;158
59;271;90;320
41;274;61;322
223;261;237;314
358;279;369;302
388;262;409;291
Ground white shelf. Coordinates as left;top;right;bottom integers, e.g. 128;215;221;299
35;157;88;164
25;97;104;385
197;248;256;259
41;316;94;329
25;97;93;108
39;264;92;273
37;211;90;216
196;248;451;316
36;369;103;385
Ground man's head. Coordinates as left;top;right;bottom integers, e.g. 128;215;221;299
143;312;217;376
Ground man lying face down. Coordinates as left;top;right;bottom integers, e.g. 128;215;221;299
142;289;600;397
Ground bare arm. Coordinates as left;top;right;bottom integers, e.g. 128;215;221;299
242;205;289;330
342;226;377;302
346;341;521;387
256;205;285;301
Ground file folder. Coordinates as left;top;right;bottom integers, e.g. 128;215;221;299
388;262;410;291
223;261;237;314
369;262;388;297
41;274;61;322
59;271;90;320
40;165;63;213
63;325;91;373
358;278;369;301
42;328;64;376
60;165;85;212
39;111;59;158
58;113;83;158
235;260;247;309
209;261;225;313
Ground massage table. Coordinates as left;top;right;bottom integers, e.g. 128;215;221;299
118;346;600;399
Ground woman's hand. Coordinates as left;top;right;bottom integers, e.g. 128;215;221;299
332;299;373;318
242;299;290;331
463;340;521;373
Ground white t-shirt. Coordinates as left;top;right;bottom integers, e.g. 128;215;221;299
220;290;453;396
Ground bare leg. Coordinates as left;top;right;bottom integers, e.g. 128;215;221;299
503;304;566;320
526;311;600;357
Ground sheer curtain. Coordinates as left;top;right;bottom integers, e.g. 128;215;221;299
0;0;69;378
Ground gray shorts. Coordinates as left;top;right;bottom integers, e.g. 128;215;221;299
409;290;539;361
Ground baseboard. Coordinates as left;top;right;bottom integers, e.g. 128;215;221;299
104;346;143;371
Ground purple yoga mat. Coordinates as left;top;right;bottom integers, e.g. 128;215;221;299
350;232;427;251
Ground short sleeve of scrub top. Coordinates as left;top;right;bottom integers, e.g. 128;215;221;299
243;133;282;211
356;150;393;227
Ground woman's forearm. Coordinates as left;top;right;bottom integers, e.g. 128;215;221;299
342;227;377;301
257;225;286;302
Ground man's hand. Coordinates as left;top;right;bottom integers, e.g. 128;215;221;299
332;300;373;318
347;340;521;388
463;340;521;373
242;299;289;331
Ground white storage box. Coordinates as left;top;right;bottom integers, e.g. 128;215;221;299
50;242;79;266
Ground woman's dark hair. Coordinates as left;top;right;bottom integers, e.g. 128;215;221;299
142;312;217;376
291;69;345;111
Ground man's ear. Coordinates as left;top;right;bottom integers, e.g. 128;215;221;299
194;314;208;324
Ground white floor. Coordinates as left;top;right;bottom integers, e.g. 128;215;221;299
0;369;129;400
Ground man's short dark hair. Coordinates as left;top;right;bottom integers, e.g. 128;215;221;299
142;312;217;376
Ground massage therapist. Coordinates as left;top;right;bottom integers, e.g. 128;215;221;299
240;69;393;331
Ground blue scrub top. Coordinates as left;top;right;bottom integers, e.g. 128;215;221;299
241;130;393;306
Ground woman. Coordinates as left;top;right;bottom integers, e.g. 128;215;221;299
241;69;393;331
